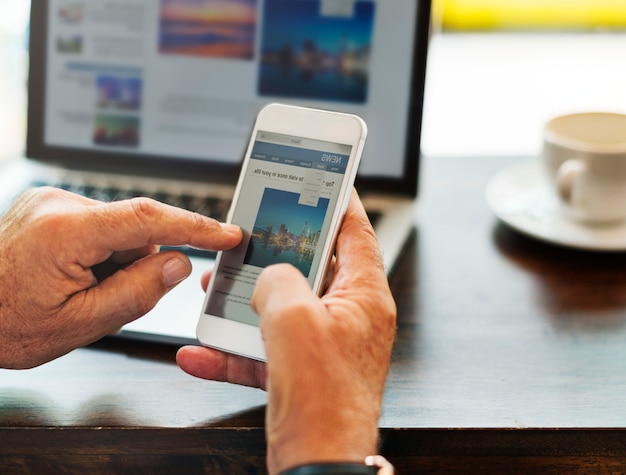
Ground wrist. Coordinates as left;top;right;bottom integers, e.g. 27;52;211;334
277;456;394;475
278;462;377;475
267;407;380;474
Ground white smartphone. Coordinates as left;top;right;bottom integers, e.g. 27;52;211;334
196;103;367;361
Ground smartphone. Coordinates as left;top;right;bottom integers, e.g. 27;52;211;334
196;103;367;361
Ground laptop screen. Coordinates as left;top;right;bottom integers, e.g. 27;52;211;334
27;0;430;195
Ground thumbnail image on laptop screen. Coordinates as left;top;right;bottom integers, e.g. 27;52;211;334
32;0;428;186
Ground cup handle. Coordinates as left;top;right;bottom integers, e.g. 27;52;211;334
555;159;586;205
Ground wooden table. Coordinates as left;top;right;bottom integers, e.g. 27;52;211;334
3;155;626;474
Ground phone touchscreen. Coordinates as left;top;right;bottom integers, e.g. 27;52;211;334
205;130;353;326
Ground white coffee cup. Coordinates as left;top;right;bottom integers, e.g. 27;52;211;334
543;112;626;224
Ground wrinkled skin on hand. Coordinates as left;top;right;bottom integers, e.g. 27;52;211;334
177;190;397;474
0;187;241;369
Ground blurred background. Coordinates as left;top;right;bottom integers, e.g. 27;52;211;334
0;1;29;161
424;0;626;158
1;0;625;161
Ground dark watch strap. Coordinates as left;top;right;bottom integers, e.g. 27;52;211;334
278;462;379;475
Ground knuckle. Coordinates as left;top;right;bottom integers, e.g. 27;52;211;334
26;185;64;200
17;186;66;215
271;297;317;329
128;196;162;223
25;189;77;231
128;276;161;316
22;185;54;202
129;196;158;215
190;210;209;233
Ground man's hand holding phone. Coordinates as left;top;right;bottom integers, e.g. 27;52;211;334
196;103;368;360
177;190;397;474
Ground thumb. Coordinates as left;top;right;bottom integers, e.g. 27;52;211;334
251;263;313;323
251;264;324;345
77;251;192;336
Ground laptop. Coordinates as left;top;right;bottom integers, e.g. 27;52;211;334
0;0;431;345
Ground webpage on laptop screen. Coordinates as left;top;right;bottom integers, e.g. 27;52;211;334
43;0;417;178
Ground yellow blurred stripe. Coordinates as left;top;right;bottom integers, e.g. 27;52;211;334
437;0;626;29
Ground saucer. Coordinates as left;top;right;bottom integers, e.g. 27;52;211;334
485;159;626;251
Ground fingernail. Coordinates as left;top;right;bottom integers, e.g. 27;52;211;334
162;257;190;287
221;223;241;235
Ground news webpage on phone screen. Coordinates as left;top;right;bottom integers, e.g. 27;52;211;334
206;131;351;325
